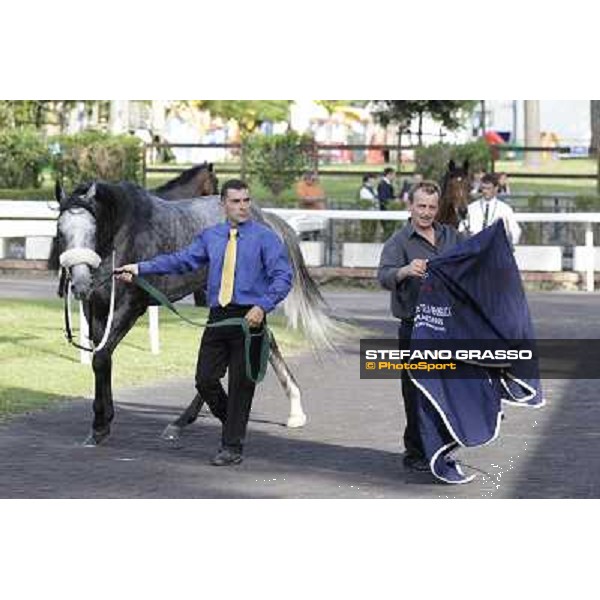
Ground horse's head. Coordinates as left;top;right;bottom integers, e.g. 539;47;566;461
153;162;219;200
440;159;471;226
56;181;100;300
197;162;219;196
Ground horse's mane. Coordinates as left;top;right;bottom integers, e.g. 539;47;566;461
72;181;156;258
154;163;211;193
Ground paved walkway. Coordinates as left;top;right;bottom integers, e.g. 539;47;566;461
1;279;599;498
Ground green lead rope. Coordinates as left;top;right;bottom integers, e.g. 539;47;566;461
131;275;271;383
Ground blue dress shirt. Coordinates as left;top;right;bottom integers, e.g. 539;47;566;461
138;220;293;313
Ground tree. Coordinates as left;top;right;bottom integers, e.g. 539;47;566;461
243;131;313;202
0;101;49;129
371;100;478;145
0;101;107;133
185;100;292;133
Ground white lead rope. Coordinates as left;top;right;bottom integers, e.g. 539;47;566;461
65;250;117;354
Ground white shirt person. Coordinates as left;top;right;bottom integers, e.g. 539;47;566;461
460;174;521;245
359;174;379;209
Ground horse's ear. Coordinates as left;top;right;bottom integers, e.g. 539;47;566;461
463;159;469;173
84;182;97;201
55;180;66;205
208;163;214;172
448;159;456;172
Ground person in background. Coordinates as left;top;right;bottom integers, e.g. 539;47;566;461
470;168;486;198
497;172;511;195
359;173;379;209
462;173;521;245
400;173;423;205
296;170;327;210
377;167;396;211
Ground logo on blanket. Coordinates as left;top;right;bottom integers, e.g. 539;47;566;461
414;302;452;333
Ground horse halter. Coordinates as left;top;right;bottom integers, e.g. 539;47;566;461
58;195;102;271
58;189;117;354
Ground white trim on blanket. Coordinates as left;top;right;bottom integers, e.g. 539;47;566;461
499;371;546;407
430;442;476;485
409;369;504;449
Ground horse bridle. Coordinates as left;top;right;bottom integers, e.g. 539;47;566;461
443;175;471;234
58;196;117;354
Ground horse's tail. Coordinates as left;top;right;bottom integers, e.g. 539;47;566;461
260;210;344;352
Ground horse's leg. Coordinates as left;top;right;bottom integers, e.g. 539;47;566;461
268;335;307;428
160;334;306;444
161;284;208;443
83;299;145;446
159;392;205;444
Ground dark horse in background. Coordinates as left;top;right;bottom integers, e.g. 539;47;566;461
438;159;471;230
56;177;338;446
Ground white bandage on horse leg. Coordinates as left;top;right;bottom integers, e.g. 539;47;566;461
59;248;102;269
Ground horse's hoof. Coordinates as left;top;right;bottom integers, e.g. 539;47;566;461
160;424;183;447
286;413;307;428
82;429;110;447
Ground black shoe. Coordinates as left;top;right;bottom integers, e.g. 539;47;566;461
210;448;243;467
402;453;430;472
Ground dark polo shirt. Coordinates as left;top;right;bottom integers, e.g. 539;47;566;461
377;220;463;320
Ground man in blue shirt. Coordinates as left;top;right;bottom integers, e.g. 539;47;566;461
116;179;293;466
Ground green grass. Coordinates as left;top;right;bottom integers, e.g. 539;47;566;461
494;158;600;195
0;298;308;418
3;157;600;204
147;158;600;205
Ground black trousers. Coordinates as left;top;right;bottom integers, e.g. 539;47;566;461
195;305;265;453
398;319;425;458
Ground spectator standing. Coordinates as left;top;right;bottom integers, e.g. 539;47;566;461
462;173;521;245
377;167;396;210
497;172;511;195
400;173;423;205
296;171;327;210
359;173;379;209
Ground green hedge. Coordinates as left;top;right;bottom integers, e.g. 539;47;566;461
0;188;54;200
415;140;491;183
51;131;144;187
0;128;50;188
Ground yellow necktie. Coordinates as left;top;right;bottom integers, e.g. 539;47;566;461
218;228;237;306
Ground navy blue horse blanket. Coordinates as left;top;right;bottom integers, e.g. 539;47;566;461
409;221;544;484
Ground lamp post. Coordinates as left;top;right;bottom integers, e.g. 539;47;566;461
524;100;541;167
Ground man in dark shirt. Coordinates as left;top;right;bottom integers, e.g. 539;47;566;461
377;167;396;211
377;180;463;472
377;167;397;237
116;179;293;466
377;167;396;210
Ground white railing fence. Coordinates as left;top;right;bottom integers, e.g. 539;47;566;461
2;201;600;364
